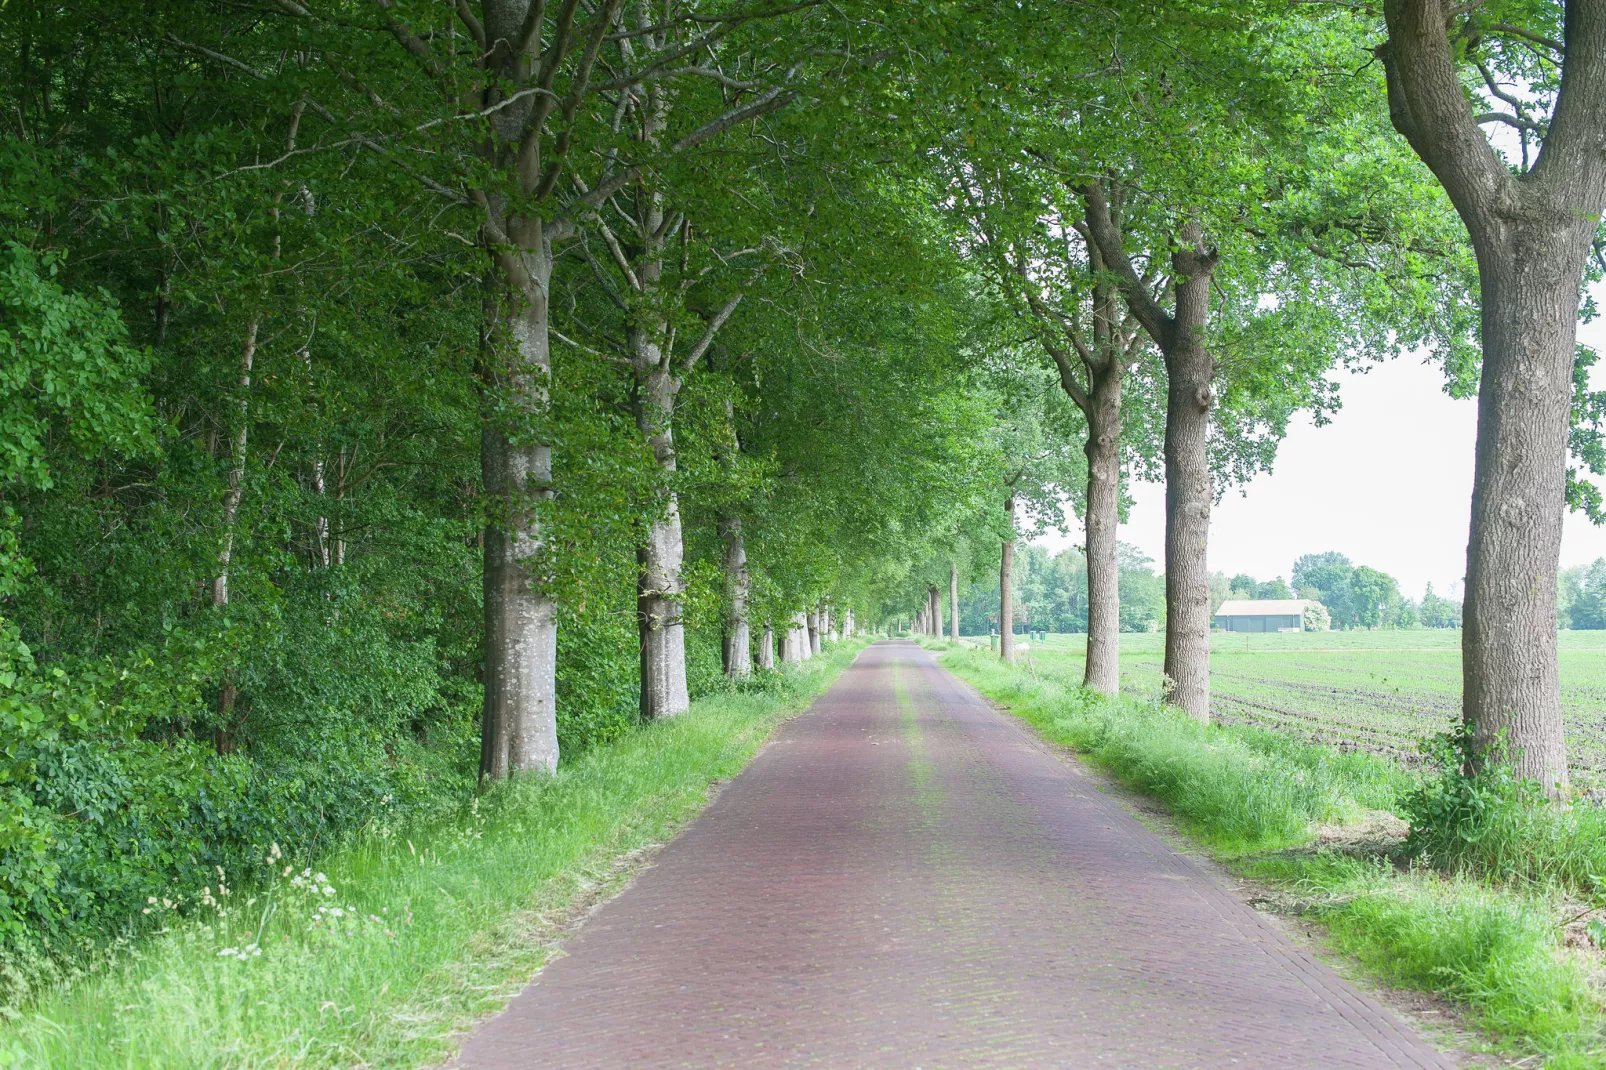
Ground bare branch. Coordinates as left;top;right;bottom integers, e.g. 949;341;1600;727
1476;110;1546;133
165;34;267;80
553;328;626;362
682;291;745;372
1487;21;1564;53
455;0;487;49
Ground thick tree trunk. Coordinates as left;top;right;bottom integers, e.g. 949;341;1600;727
1077;187;1215;722
950;562;960;641
719;514;751;678
759;622;776;670
929;585;942;639
784;612;808;664
479;233;559;780
1083;367;1122;695
1377;0;1606;795
1000;495;1016;663
1461;227;1592;792
1160;245;1216;724
808;608;822;656
844;608;855;637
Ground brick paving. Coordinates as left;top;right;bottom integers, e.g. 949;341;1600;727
454;641;1455;1069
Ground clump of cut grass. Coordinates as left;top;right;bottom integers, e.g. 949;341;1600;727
939;646;1410;853
0;643;864;1070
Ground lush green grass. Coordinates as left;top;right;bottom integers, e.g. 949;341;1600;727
0;642;864;1070
934;643;1409;854
1015;629;1606;779
933;640;1606;1066
1244;853;1603;1067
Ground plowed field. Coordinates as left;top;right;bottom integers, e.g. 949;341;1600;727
1017;630;1606;782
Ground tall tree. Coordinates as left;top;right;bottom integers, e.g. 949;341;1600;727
1378;0;1606;793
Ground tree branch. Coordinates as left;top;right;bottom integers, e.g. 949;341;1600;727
1078;180;1174;348
1531;0;1606;200
454;0;487;50
1487;21;1564;53
1378;0;1510;225
165;34;267;80
681;291;745;373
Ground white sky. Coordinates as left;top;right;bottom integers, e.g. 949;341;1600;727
1032;297;1606;602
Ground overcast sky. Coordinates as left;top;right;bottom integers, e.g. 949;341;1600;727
1032;297;1606;602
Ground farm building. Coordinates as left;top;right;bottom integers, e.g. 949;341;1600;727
1214;598;1316;633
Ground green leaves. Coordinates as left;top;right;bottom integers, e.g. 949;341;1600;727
0;244;154;493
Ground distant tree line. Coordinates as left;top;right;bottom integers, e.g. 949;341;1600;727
955;543;1166;636
1245;551;1463;630
1559;560;1606;630
966;547;1477;635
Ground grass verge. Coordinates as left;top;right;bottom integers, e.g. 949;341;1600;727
930;640;1606;1067
0;641;864;1070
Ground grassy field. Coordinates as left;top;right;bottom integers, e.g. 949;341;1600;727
1013;630;1606;782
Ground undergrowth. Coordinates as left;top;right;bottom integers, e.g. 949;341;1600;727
933;640;1606;1068
0;641;864;1069
1403;724;1606;903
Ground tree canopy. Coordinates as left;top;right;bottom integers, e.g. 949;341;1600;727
3;0;1600;967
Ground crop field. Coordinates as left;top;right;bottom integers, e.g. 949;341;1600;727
1010;630;1606;782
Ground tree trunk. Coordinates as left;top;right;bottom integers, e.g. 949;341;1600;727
211;318;258;755
1000;495;1016;663
212;319;257;609
949;562;960;641
1160;237;1216;723
1461;227;1592;792
719;514;751;679
784;612;808;664
759;621;776;670
478;232;560;781
634;356;690;720
1077;187;1216;721
1083;364;1122;695
808;608;822;656
1376;0;1606;794
844;608;855;637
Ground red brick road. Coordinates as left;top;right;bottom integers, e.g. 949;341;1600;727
455;641;1454;1069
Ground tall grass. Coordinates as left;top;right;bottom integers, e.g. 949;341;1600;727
0;643;863;1069
936;644;1409;853
1246;854;1604;1067
936;642;1606;1066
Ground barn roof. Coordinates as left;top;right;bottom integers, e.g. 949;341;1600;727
1214;599;1311;617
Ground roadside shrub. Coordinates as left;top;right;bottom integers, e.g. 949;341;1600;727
1405;725;1606;898
0;612;476;993
555;606;639;753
